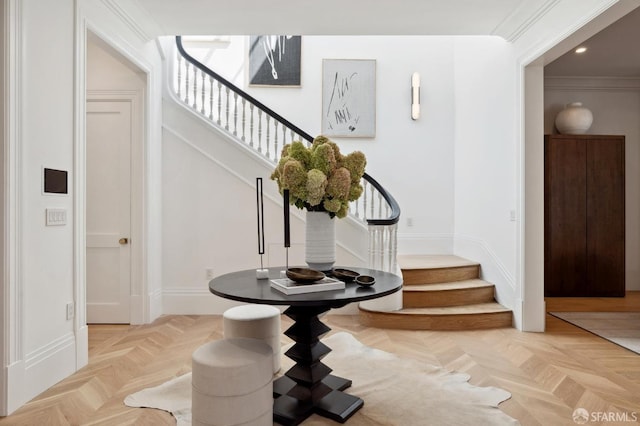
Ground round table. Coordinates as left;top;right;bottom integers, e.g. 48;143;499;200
209;267;402;425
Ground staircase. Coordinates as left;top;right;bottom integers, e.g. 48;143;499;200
359;255;513;330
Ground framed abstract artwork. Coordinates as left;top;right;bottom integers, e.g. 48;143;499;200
322;59;376;138
249;35;302;87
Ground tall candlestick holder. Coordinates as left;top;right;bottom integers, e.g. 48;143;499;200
256;177;269;279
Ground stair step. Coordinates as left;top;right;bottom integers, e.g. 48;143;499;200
398;255;480;285
358;303;512;330
403;279;495;308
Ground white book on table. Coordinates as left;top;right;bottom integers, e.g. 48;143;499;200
269;277;345;295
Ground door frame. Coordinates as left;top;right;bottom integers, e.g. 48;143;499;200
73;19;154;367
86;93;141;324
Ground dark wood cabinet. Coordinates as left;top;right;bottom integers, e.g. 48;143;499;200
544;134;625;297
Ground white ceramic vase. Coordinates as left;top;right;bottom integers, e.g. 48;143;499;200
555;102;593;134
305;211;336;272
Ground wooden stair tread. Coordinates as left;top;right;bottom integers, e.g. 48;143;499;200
397;254;479;270
361;254;512;330
399;303;511;315
363;302;510;316
403;279;493;292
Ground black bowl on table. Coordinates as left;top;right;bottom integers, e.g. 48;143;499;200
332;268;360;283
286;267;325;284
355;275;376;287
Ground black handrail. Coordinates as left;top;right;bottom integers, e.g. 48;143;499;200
175;36;400;226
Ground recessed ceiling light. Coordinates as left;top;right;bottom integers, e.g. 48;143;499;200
575;46;587;54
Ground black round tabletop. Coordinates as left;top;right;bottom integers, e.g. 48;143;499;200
209;266;402;308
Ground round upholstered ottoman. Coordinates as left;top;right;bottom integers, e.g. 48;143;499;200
191;338;273;426
223;304;281;373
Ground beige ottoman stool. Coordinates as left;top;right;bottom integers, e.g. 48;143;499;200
191;338;273;426
223;304;281;373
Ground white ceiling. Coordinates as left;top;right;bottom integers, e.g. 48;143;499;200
127;0;640;77
545;5;640;77
130;0;549;40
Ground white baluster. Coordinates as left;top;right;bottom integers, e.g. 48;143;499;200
233;92;238;136
274;121;279;160
258;110;263;153
265;116;271;159
176;54;182;99
185;63;191;105
192;67;198;109
217;81;222;125
209;76;214;120
241;98;246;142
249;105;255;147
201;72;206;114
224;86;230;130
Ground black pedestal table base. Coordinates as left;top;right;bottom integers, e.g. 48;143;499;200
273;305;363;425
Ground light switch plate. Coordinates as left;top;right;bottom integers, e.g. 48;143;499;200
46;208;67;226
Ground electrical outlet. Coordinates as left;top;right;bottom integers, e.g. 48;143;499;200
510;210;516;222
406;217;414;227
206;268;215;280
66;302;74;320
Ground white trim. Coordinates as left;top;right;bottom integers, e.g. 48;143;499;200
454;234;516;289
76;4;161;330
22;334;76;405
73;10;88;371
544;76;640;91
100;0;153;43
493;0;561;42
2;0;23;415
516;0;624;332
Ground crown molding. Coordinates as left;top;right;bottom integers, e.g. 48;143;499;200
493;0;562;42
100;0;161;43
545;75;640;91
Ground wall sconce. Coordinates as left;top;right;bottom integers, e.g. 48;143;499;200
411;72;420;120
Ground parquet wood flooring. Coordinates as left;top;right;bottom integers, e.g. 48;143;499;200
1;298;639;425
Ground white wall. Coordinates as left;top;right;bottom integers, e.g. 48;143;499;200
544;77;640;291
6;0;78;411
183;36;457;254
179;34;526;313
1;0;166;414
161;99;367;314
452;37;519;311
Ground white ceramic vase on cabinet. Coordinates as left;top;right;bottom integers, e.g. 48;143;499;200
555;102;593;134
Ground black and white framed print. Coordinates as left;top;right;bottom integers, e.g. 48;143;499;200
249;36;301;87
322;59;376;138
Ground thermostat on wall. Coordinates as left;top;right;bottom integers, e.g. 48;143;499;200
43;168;68;194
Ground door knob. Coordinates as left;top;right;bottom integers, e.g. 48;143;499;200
119;238;129;245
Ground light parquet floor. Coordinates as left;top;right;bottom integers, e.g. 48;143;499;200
1;296;640;425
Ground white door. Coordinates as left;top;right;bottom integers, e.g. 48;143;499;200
86;100;132;323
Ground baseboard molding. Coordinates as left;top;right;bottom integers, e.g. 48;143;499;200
15;333;77;414
454;235;517;315
75;325;89;369
521;298;546;332
149;289;163;323
5;360;25;415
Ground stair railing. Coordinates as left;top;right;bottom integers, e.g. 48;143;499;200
173;36;400;273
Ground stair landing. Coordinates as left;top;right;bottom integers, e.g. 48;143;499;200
359;255;513;330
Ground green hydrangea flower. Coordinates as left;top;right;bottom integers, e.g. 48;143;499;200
306;169;327;206
270;135;366;218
